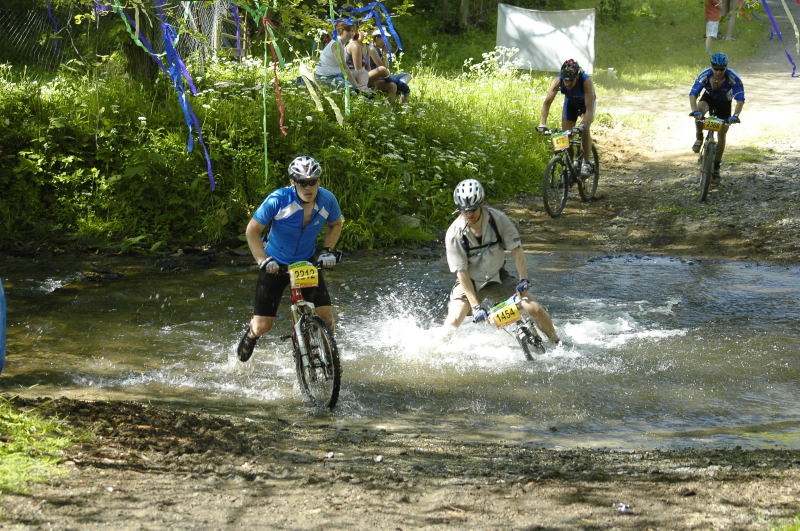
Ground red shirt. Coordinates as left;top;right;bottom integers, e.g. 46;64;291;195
706;0;722;22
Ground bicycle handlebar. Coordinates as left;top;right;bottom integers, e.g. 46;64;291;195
275;250;344;274
537;125;584;136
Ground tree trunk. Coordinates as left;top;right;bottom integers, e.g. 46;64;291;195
458;0;470;30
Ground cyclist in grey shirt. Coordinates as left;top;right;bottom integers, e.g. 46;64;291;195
443;179;559;344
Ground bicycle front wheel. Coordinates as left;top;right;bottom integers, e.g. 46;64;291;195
542;155;569;217
699;140;716;202
515;322;546;361
578;144;600;201
294;316;341;408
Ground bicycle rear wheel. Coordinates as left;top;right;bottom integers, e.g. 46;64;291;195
542;155;569;217
699;139;716;202
578;144;600;201
515;322;546;361
294;316;341;408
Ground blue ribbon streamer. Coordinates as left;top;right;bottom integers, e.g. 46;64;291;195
230;1;243;60
761;0;784;39
155;0;215;190
339;2;403;60
785;49;800;76
119;8;168;75
44;0;60;53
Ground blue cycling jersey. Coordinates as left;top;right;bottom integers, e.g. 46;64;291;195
689;67;746;102
559;72;590;100
253;185;342;264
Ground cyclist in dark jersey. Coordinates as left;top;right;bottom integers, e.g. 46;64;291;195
237;156;344;362
689;52;745;180
537;59;597;177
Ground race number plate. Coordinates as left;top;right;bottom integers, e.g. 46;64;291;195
551;132;570;151
703;117;724;131
288;261;318;289
490;297;522;328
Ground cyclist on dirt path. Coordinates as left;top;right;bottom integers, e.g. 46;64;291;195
237;156;343;362
537;59;597;178
689;52;745;180
442;179;560;344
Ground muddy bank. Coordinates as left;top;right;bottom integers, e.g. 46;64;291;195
2;397;799;529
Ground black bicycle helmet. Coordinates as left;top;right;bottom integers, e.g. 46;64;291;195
560;59;581;81
288;156;322;180
710;53;728;67
453;179;485;210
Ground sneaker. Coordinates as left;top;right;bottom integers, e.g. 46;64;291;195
237;327;258;362
581;161;592;177
692;139;702;153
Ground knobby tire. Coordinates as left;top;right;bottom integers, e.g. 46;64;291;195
515;322;546;361
542;154;569;217
578;144;600;201
700;139;716;202
294;315;341;409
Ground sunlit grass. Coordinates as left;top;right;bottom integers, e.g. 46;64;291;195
0;397;84;494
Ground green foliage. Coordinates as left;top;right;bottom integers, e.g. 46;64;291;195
0;0;770;253
0;397;83;494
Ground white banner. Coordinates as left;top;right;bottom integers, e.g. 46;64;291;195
496;4;595;74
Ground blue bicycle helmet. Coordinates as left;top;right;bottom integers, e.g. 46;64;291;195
710;53;728;67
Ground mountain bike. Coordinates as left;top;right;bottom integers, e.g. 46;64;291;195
279;257;342;408
538;125;600;217
484;292;546;361
695;115;733;202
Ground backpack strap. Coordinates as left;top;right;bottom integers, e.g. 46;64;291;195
459;210;503;254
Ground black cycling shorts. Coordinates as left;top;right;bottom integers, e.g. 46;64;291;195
253;268;332;317
562;97;586;123
700;92;732;120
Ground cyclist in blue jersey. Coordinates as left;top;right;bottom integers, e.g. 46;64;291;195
689;52;745;180
537;59;597;178
237;156;344;362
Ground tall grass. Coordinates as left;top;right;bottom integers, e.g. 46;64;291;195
0;397;82;494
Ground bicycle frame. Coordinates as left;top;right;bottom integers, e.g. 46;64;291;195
288;286;317;369
485;292;546;360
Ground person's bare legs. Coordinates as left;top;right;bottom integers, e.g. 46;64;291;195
519;297;560;344
444;298;470;329
315;305;335;332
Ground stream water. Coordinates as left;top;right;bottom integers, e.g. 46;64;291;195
1;251;798;449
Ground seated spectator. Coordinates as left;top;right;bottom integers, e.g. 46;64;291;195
315;22;369;93
368;28;411;103
347;29;396;102
343;29;375;95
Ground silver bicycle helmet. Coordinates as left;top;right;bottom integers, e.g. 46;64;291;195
288;156;322;180
453;179;485;210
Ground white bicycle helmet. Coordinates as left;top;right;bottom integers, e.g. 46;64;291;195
453;179;484;210
288;156;322;180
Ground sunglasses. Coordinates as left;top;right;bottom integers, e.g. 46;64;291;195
460;206;480;213
712;66;726;71
293;178;319;188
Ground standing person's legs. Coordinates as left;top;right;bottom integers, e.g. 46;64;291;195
706;20;720;52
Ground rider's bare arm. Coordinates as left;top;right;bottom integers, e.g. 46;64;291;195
511;247;528;284
245;218;268;266
582;78;596;125
323;217;344;250
456;269;481;309
538;77;561;126
689;94;700;113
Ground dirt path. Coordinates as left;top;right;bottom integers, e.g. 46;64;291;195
3;10;800;531
514;14;800;264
